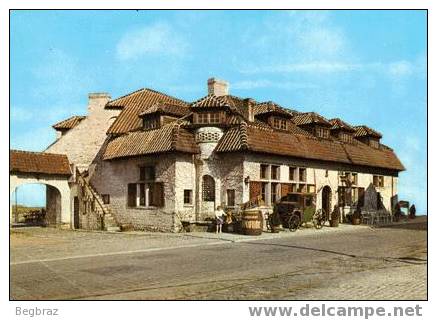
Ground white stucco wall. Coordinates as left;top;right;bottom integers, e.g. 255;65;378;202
10;174;71;227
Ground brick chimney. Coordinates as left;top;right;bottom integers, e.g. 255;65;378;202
207;78;229;96
88;92;111;114
245;98;255;122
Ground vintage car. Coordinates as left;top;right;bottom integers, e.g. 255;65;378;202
271;192;326;231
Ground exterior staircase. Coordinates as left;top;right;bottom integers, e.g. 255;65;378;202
76;170;120;231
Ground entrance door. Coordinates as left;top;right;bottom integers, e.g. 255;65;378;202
73;196;80;229
322;186;332;217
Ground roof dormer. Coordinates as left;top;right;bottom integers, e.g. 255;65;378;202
353;125;382;148
329;118;356;143
139;102;189;131
293;112;332;139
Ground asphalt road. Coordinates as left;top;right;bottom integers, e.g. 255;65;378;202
10;220;427;300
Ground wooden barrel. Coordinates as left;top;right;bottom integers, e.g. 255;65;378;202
242;209;263;236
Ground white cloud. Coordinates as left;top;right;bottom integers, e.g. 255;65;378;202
116;22;187;61
388;60;414;78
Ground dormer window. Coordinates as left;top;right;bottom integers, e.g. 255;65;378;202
143;117;159;130
369;138;380;149
272;117;287;130
315;126;330;139
194;112;222;124
339;132;353;143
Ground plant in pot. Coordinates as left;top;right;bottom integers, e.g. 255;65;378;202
269;210;282;233
329;205;340;227
351;210;362;225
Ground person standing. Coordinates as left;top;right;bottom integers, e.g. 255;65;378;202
409;204;416;219
215;205;225;234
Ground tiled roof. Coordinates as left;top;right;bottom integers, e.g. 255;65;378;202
139;102;189;118
253;101;294;118
354;125;383;138
10;150;71;176
215;124;404;171
103;122;198;160
191;94;232;109
106;88;189;134
329;118;356;132
293;112;332;127
52;116;85;130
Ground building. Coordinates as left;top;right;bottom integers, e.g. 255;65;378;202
43;78;404;231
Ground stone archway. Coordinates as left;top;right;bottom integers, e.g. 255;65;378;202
10;177;71;227
10;150;72;228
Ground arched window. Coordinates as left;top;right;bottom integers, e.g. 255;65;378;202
202;175;215;201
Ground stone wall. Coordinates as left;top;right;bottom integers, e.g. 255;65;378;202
45;93;120;172
89;154;177;232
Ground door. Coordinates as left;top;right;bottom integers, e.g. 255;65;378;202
322;186;332;217
73;196;80;229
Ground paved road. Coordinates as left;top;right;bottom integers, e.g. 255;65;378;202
10;220;427;300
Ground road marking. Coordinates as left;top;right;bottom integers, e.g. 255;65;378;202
10;240;227;265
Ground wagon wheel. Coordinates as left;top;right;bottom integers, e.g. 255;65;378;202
313;209;327;229
288;215;300;232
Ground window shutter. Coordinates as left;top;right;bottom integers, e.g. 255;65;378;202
151;182;164;207
249;181;261;202
358;187;365;207
127;183;137;207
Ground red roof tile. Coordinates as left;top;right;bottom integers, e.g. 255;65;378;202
215;124;404;171
52;116;85;130
293;112;332;127
103;122;198;160
329;118;356;132
106;88;189;134
10;150;71;176
354;125;383;138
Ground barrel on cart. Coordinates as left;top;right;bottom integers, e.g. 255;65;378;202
241;209;263;236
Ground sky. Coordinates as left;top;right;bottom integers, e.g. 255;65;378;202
10;10;427;213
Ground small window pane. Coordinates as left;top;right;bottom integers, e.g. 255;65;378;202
184;190;192;205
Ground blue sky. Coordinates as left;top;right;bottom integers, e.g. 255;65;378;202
10;10;427;213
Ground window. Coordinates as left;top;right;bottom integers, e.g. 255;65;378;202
197;113;209;124
340;132;353;143
271;165;280;180
210;112;220;124
202;175;215;201
272;117;287;130
289;167;297;181
183;190;192;205
271;183;279;203
307;184;316;193
102;194;110;204
338;186;352;207
227;189;236;206
143;118;158;130
299;168;307;182
261;182;268;203
369;138;380;149
315;126;330;139
343;172;358;185
373;175;384;187
127;182;164;208
140;166;155;181
297;184;306;193
196;112;221;124
260;164;269;179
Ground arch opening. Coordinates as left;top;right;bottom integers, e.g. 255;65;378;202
10;183;62;227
